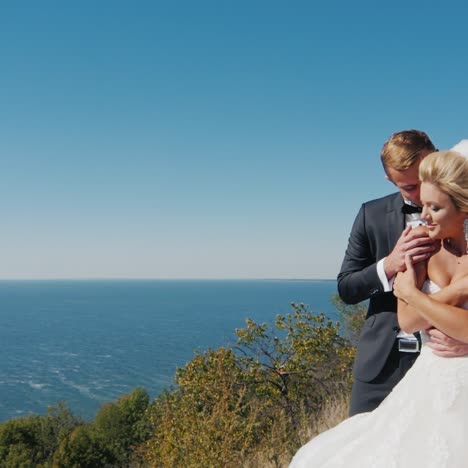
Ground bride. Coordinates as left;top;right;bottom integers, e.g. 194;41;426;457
289;149;468;468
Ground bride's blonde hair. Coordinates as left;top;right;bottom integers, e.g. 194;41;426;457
419;150;468;213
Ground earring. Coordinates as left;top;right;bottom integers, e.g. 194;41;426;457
465;219;468;254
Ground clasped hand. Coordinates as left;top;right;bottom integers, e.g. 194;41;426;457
385;226;438;279
394;257;468;358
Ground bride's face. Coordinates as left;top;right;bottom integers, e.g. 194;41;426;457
420;182;466;240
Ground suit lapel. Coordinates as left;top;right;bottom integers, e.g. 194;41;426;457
386;193;405;253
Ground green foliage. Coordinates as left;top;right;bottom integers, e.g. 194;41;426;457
53;424;115;467
93;387;150;465
54;387;150;467
143;302;360;467
237;303;355;402
331;294;366;346
0;390;150;468
144;347;262;467
0;402;80;467
235;303;356;458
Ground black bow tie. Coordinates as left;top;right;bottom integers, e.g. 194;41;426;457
402;204;422;214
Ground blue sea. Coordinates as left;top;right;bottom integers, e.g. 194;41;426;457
0;279;338;422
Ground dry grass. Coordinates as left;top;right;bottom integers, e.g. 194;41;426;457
312;394;350;437
243;393;350;468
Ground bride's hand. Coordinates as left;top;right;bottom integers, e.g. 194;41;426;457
393;255;417;303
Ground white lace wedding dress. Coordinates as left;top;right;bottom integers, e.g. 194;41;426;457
289;281;468;468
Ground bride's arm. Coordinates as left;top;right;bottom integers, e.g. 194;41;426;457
395;257;468;343
396;260;431;332
431;279;468;307
397;278;467;333
399;290;468;343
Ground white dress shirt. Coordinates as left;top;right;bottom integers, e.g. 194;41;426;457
376;201;424;340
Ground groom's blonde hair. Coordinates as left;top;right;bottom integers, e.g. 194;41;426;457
381;129;436;171
419;150;468;213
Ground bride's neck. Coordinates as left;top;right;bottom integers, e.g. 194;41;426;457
443;232;467;257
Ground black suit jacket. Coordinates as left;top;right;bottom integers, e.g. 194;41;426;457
337;192;406;382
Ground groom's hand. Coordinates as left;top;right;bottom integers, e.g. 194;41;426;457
384;226;436;279
425;328;468;357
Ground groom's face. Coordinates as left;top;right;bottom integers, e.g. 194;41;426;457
385;162;423;206
385;150;433;206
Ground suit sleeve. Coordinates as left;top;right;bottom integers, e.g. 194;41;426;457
337;203;384;304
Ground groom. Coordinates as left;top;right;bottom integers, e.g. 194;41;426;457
339;129;468;416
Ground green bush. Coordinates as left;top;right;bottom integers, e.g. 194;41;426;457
331;294;366;347
0;402;80;467
53;424;115;467
54;388;150;467
0;390;151;468
144;347;262;467
143;303;359;467
94;387;150;465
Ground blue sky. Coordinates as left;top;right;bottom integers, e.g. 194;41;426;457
1;1;468;279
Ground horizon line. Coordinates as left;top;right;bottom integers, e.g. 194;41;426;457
0;277;337;282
